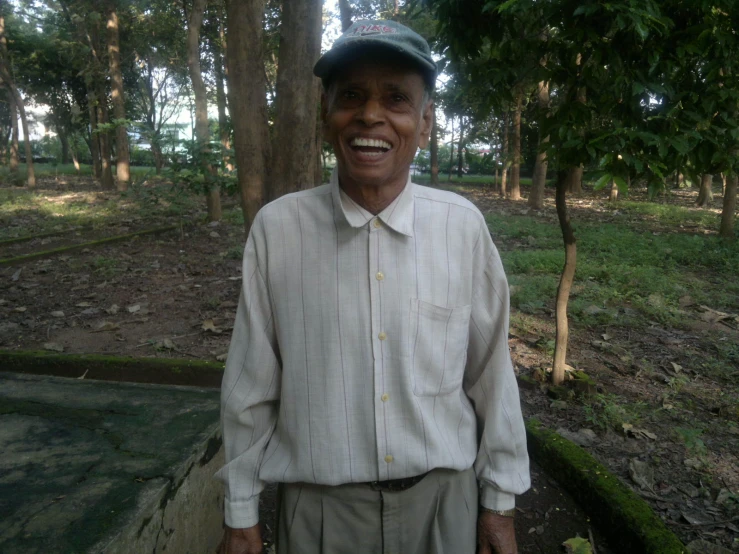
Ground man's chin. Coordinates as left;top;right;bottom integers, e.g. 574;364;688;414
338;166;407;189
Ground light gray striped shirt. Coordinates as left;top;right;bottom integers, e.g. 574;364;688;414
216;170;530;528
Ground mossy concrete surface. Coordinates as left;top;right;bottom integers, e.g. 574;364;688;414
0;350;224;388
0;372;224;554
0;224;178;267
526;419;686;554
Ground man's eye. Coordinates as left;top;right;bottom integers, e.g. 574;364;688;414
390;94;406;103
342;91;358;100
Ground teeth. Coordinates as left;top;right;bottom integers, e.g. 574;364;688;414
351;137;392;150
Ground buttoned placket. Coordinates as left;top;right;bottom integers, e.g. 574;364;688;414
369;216;393;480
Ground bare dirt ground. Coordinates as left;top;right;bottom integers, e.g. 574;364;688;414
1;176;737;552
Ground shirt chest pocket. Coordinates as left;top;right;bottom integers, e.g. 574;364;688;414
409;299;472;396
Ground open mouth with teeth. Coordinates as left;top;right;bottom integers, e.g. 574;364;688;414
350;137;392;158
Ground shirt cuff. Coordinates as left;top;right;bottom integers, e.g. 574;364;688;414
224;497;261;529
479;484;515;511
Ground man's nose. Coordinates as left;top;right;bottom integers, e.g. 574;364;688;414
356;97;384;125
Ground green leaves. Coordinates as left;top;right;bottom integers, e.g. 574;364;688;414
562;536;593;554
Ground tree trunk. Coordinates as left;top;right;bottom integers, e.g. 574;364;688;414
448;117;454;181
188;0;221;221
226;0;270;232
509;90;522;200
268;0;323;201
86;84;102;179
430;103;439;186
528;81;550;209
214;18;233;172
609;179;618;201
456;117;464;178
59;130;70;164
107;7;130;190
152;143;164;174
71;142;80;174
552;169;577;386
96;82;115;190
0;12;35;188
494;166;499;192
719;174;736;238
566;165;583;194
338;0;352;32
8;91;18;173
500;113;509;197
696;173;714;207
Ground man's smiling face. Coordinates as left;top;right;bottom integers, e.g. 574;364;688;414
322;56;433;192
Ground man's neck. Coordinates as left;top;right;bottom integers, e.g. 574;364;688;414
339;174;409;215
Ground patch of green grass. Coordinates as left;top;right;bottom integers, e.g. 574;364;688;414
0;163;154;180
583;393;646;431
91;256;120;278
221;208;245;226
485;212;739;327
615;200;718;228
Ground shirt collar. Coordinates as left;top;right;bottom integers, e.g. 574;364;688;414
331;168;415;237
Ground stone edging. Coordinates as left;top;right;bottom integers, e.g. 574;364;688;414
526;419;687;554
0;225;179;267
0;350;223;388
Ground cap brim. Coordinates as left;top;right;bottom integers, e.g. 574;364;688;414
314;42;436;87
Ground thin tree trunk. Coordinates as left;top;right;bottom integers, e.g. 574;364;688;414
448;117;455;181
214;17;233;172
456;117;464;178
719;174;736;238
528;81;550;209
268;0;322;201
226;0;270;232
430;103;439;186
96;82;115;190
510;90;522;200
153;143;164;174
552;168;577;385
566;165;583;194
0;12;35;188
609;179;618;201
338;0;352;32
87;84;102;179
59;130;70;164
71;141;80;174
8;91;18;173
500;113;509;197
107;7;130;190
696;173;714;207
188;0;221;221
494;166;499;192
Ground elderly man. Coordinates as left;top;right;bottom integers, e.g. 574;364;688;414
217;20;530;554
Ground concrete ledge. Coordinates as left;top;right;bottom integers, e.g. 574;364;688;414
0;350;223;388
0;225;178;267
0;373;224;553
526;419;687;554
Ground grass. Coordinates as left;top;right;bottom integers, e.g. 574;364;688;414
414;173;539;187
0;163;154;182
0;174;202;240
486;209;739;329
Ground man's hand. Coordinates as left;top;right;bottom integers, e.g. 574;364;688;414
477;512;518;554
217;524;264;554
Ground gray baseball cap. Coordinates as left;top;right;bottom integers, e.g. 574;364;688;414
314;20;437;88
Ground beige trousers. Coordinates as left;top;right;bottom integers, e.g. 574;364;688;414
276;467;478;554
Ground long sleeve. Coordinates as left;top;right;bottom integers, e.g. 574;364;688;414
464;222;531;510
215;213;282;528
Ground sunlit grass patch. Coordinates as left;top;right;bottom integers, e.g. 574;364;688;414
614;200;719;227
485;211;739;328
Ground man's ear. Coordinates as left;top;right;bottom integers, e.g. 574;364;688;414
418;99;433;149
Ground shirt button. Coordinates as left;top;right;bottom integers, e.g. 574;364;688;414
381;393;389;402
373;219;382;228
376;272;384;281
378;332;387;341
384;454;394;463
